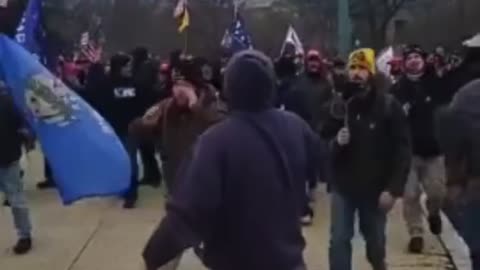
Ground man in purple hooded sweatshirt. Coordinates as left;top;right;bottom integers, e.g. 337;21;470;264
142;50;326;270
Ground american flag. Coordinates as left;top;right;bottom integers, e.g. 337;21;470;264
79;31;103;63
221;10;252;54
78;17;104;63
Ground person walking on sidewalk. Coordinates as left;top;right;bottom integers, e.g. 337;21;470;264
142;50;324;270
321;48;411;270
391;45;453;253
0;91;34;255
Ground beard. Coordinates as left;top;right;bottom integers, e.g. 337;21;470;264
343;81;368;99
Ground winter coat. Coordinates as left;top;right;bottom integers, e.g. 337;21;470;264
391;72;453;158
284;73;333;133
321;86;411;200
436;79;480;193
100;55;150;137
150;89;226;187
143;50;324;270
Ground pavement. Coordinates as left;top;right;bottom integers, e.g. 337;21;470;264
0;150;472;270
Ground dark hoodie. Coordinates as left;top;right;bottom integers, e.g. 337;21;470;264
103;53;148;136
436;79;480;191
142;50;324;270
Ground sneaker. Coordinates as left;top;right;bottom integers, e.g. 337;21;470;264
13;238;32;255
123;198;137;209
428;214;443;235
36;180;55;190
408;237;424;254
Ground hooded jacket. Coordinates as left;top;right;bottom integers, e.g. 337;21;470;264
436;79;480;193
102;54;149;137
142;50;324;270
391;71;452;158
321;80;411;200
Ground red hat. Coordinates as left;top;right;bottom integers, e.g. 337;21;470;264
160;62;170;72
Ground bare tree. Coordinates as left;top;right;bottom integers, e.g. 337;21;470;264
350;0;413;48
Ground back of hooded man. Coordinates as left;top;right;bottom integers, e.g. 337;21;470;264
142;50;325;270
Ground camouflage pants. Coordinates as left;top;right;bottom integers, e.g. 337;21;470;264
403;156;446;237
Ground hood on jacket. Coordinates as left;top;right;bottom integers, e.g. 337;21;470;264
224;50;276;112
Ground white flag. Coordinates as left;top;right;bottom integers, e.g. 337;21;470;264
463;33;480;48
0;0;8;7
174;0;187;18
280;25;304;56
376;46;394;76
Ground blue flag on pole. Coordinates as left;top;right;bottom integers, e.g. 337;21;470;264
15;0;46;62
221;11;253;54
0;35;131;204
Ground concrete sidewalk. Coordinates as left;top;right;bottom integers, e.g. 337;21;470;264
0;151;469;270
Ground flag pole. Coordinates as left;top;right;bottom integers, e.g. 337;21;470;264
183;28;189;53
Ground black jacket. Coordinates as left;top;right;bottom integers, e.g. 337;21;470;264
284;73;333;133
391;72;452;158
321;88;411;200
0;93;25;167
102;73;148;137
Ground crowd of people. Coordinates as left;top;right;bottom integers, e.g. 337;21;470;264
1;38;480;270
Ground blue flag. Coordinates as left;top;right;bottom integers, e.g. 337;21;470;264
221;11;253;54
0;35;131;204
15;0;46;62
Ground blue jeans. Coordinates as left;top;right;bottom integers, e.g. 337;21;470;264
0;162;32;239
329;192;387;270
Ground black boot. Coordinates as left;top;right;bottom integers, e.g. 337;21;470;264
14;238;32;255
123;198;137;209
37;179;55;190
428;214;443;235
408;236;424;254
3;199;9;207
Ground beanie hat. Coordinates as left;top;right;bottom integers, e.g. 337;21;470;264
403;44;427;59
348;48;376;75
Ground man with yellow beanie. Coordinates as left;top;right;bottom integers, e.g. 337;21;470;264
320;48;411;270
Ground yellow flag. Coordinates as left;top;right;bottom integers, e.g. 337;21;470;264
178;8;190;33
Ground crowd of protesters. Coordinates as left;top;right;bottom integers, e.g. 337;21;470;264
2;37;480;270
